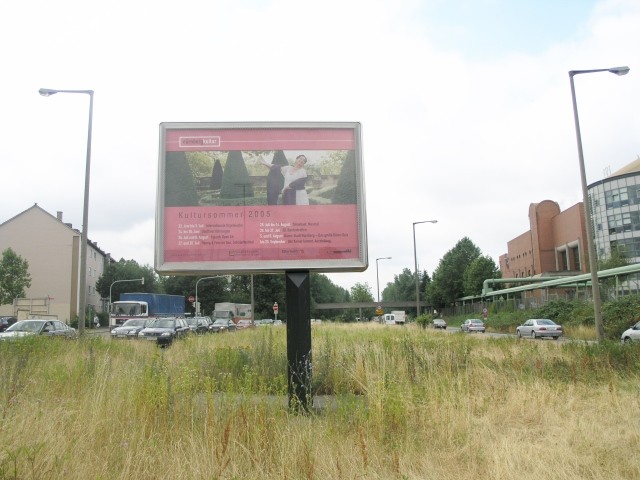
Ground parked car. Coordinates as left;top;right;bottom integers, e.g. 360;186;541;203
235;319;255;330
0;316;17;332
432;318;447;330
110;318;150;339
0;319;77;340
621;321;640;343
461;319;485;333
210;318;237;333
516;318;563;339
138;317;190;346
186;316;210;334
255;319;274;326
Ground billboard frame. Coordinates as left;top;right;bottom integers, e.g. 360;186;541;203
155;121;367;275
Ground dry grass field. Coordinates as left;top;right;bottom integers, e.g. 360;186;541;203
1;323;639;479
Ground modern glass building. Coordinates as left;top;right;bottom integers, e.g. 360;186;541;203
589;158;640;263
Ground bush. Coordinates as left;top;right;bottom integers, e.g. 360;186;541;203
602;295;640;340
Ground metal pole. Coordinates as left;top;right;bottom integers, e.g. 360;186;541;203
375;256;391;303
413;220;437;317
195;276;218;317
569;66;629;342
285;270;311;413
39;88;93;335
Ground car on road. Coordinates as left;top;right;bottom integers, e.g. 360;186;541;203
516;318;563;339
620;321;640;343
137;317;190;346
186;316;211;335
432;318;447;330
461;319;485;333
0;319;77;340
235;319;255;330
110;318;150;339
210;318;237;333
0;316;17;332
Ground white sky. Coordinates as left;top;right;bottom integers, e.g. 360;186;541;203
1;0;638;296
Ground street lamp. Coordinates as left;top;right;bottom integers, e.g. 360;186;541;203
375;257;392;303
413;220;438;317
40;88;94;335
109;278;145;312
195;276;219;316
569;66;629;342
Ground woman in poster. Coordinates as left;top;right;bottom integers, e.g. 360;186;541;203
260;154;309;205
281;155;309;205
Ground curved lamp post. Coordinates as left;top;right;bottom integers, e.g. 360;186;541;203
413;220;438;317
569;65;629;342
375;257;392;303
39;88;94;335
109;278;145;312
195;276;219;316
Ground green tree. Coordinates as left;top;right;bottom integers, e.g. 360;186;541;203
211;159;223;189
382;268;417;301
0;248;31;305
349;282;375;321
164;151;199;206
332;150;357;204
161;275;229;317
95;259;158;303
463;255;501;296
426;237;481;308
220;151;254;199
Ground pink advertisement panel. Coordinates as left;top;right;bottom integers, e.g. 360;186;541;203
156;122;366;274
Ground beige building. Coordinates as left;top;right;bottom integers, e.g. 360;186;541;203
0;204;109;321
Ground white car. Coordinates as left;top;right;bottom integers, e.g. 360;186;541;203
621;321;640;343
516;319;563;339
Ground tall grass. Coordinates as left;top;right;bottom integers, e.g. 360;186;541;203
1;324;639;479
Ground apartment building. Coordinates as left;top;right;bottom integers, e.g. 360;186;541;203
0;204;109;321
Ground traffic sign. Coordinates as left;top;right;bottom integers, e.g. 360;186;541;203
376;307;383;316
273;302;279;312
188;295;195;302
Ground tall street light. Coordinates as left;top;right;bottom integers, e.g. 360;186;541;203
40;88;94;335
375;257;392;303
413;220;438;317
569;66;629;342
196;276;219;317
109;278;145;312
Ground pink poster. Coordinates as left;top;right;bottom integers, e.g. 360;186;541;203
156;123;366;273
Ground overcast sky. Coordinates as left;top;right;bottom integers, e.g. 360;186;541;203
1;0;638;296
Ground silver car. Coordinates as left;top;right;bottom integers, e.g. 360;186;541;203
516;319;563;339
621;321;640;343
0;319;77;340
461;319;485;333
110;318;149;339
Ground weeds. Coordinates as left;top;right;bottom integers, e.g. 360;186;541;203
0;326;639;479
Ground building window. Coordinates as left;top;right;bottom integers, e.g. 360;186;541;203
571;246;580;271
608;212;633;234
605;187;630;209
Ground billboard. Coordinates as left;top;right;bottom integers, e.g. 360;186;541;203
155;122;367;275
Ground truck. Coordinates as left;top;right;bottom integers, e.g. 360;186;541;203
110;293;186;328
212;302;253;324
391;310;406;325
383;311;406;325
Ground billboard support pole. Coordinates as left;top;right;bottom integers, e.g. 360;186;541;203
285;270;312;413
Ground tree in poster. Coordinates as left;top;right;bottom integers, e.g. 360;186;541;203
332;150;357;204
210;159;223;189
220;151;254;199
0;248;31;305
165;151;199;206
